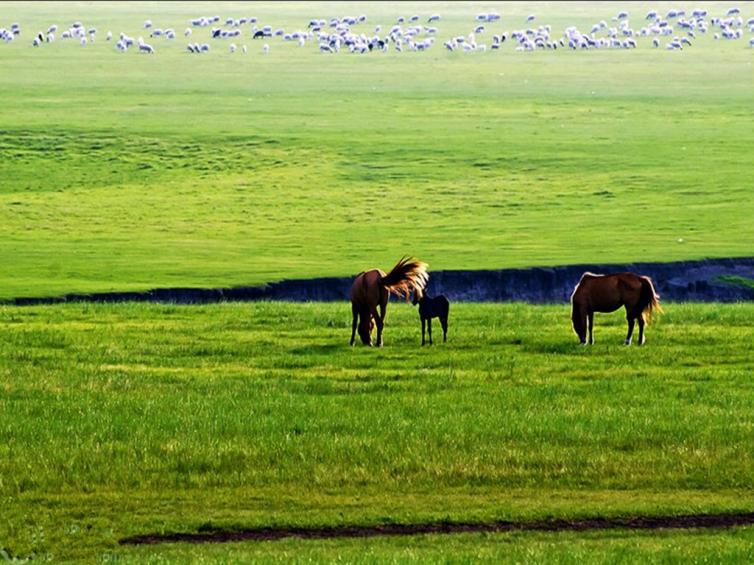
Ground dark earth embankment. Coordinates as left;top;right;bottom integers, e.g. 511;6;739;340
8;257;754;305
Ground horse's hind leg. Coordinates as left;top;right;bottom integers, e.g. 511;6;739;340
373;307;384;347
375;301;387;347
625;313;636;345
588;311;594;345
637;315;646;345
359;306;373;346
441;316;448;342
350;304;358;346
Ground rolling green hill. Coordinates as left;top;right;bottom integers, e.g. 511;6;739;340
0;1;752;299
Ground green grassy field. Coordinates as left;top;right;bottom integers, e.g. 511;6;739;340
2;301;754;562
3;2;754;562
0;1;752;299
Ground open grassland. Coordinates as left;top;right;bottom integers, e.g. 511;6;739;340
2;1;754;562
2;301;754;561
1;1;753;299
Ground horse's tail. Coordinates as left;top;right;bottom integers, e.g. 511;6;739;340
639;275;662;323
380;256;429;300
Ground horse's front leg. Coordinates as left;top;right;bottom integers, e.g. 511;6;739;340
427;318;433;345
573;305;588;345
625;315;635;345
588;311;594;345
421;318;426;346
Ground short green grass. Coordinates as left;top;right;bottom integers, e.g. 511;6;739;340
719;275;754;290
0;1;753;299
2;2;754;562
2;301;754;562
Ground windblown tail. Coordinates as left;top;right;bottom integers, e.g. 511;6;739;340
380;256;429;300
639;276;662;323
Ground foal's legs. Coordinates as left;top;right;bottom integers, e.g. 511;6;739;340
350;303;359;346
587;311;594;345
440;316;448;342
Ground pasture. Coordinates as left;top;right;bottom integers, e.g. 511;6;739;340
0;1;752;299
2;1;754;562
2;301;754;562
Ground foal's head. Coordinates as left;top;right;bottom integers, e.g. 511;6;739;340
411;287;424;306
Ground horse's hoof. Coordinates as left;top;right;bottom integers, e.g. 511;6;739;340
624;339;632;346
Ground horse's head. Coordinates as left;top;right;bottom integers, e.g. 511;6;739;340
571;305;587;344
358;315;374;345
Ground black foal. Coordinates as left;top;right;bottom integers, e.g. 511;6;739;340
412;289;450;345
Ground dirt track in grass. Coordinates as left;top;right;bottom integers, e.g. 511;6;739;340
120;512;754;545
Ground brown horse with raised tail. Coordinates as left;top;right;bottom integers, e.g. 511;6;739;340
571;272;662;345
350;256;429;346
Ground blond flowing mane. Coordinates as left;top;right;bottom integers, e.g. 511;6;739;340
380;256;429;300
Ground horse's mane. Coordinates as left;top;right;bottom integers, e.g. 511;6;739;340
380;256;429;300
571;271;603;301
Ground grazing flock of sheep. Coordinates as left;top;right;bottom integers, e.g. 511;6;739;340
1;6;753;56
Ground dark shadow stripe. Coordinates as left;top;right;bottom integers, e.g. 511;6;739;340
119;511;754;545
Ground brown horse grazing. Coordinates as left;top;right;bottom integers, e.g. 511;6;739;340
571;272;662;346
350;256;429;346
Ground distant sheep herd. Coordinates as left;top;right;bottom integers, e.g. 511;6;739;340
1;6;753;56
